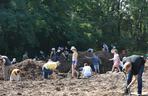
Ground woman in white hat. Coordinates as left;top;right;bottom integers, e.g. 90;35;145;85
71;46;78;78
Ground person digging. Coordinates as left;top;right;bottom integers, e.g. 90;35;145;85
42;59;60;79
122;55;145;96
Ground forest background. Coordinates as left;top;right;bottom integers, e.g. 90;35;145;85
0;0;147;59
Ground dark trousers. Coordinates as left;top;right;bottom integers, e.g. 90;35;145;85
127;65;144;95
42;68;53;79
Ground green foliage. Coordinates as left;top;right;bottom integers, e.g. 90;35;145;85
0;0;147;59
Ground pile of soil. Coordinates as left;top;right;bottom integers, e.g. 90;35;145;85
10;59;45;80
78;51;113;73
9;59;71;80
0;51;114;80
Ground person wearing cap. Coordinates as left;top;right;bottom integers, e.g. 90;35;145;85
122;55;145;96
0;55;11;80
42;60;60;79
70;46;78;78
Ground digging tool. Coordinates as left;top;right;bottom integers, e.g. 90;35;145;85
123;71;131;96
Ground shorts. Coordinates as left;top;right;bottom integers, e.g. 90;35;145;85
72;60;77;65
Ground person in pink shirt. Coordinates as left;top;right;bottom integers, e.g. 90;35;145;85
109;49;121;72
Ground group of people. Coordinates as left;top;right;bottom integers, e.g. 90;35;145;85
42;46;147;96
0;55;20;81
22;47;70;62
108;48;147;96
41;46;101;79
109;48;147;96
70;46;101;79
0;46;147;96
49;47;69;62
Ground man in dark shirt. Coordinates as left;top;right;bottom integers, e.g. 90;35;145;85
123;55;145;96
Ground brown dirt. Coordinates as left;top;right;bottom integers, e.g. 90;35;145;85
0;52;147;96
0;63;147;96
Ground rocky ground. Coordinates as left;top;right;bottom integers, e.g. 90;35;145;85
0;63;148;96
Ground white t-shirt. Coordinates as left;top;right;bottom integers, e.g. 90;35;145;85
82;66;92;77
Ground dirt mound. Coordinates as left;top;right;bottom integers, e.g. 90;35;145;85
78;51;113;73
57;51;113;74
1;51;113;80
10;59;45;80
56;55;71;73
9;59;71;80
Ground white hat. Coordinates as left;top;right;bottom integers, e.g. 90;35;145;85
51;48;55;50
70;46;76;50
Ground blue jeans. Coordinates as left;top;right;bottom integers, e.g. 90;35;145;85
127;65;144;95
42;68;53;79
94;64;100;73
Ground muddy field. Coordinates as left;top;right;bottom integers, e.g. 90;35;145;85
0;63;148;96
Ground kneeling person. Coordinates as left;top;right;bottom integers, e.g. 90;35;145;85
42;60;60;79
82;63;92;78
10;69;21;81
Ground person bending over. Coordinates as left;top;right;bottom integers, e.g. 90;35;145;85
10;68;21;81
123;55;145;96
42;60;60;79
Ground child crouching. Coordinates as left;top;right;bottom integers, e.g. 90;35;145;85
82;63;92;78
10;68;21;81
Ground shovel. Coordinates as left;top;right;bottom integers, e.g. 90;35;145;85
123;72;131;96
